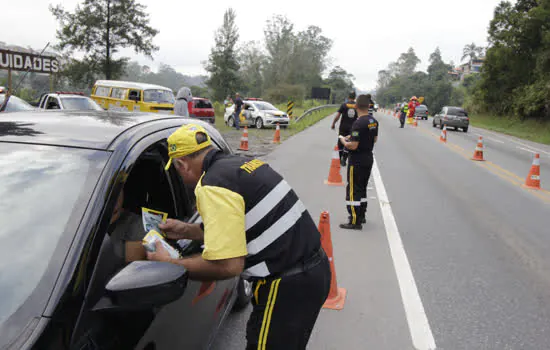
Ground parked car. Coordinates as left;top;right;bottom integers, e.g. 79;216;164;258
224;100;290;129
414;104;429;120
433;106;469;132
0;110;252;350
37;92;104;111
0;93;36;112
188;97;215;124
91;80;175;114
373;102;379;112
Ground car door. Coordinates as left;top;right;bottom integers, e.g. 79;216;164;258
67;129;237;350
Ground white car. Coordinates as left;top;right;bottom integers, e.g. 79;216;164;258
37;92;104;111
224;100;290;129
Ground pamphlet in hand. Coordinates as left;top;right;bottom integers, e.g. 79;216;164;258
141;207;168;234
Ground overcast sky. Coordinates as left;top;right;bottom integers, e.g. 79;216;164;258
3;0;507;91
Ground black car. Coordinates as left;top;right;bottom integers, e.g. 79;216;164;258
0;111;252;350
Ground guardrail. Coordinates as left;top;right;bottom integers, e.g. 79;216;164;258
293;104;340;123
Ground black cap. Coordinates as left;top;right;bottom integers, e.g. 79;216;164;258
349;91;356;99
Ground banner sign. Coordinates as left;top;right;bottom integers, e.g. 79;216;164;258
0;49;60;74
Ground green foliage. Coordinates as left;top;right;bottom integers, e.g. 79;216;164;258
376;47;454;113
264;84;305;104
50;0;159;81
204;8;241;102
472;0;550;121
120;62;208;93
324;66;354;103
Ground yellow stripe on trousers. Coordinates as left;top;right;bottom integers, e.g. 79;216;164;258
258;278;281;350
350;165;357;224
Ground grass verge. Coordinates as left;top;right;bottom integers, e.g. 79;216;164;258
470;114;550;145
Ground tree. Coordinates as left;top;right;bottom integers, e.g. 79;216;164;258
204;8;241;102
461;43;484;64
50;0;159;81
263;15;296;88
324;66;354;102
238;41;265;98
396;48;421;76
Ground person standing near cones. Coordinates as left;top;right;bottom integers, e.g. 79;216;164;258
147;124;331;349
338;94;379;230
331;91;358;167
233;92;244;130
399;100;408;128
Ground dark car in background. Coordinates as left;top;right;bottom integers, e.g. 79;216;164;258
433;106;470;132
189;97;215;124
414;104;429;120
0;111;252;350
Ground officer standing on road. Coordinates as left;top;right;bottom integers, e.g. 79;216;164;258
399;100;408;128
338;94;379;229
148;124;331;349
331;91;358;167
233;92;244;130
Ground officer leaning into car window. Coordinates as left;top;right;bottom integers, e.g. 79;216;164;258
147;123;331;350
331;91;358;167
338;94;379;230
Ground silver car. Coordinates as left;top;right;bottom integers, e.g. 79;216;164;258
414;104;429;120
433;106;469;132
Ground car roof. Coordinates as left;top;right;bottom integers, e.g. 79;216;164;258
192;97;211;101
94;80;173;92
0;110;218;150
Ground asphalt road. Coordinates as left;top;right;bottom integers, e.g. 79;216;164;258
211;111;550;350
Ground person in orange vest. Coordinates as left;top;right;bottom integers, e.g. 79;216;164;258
408;96;420;119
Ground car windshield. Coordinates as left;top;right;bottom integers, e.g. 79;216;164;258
61;97;103;111
194;99;213;109
254;102;278;111
0;144;109;327
143;89;175;104
0;95;35;112
448;107;468;116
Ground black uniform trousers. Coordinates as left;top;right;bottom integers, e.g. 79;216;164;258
246;256;331;350
399;111;406;128
346;155;374;225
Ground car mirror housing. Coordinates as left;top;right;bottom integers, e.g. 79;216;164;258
93;260;188;312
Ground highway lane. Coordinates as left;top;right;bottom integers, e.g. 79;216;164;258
212;111;550;349
377;111;550;349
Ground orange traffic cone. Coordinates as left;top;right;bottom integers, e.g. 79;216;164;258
238;127;249;151
318;211;347;310
324;145;345;186
440;125;447;143
272;123;281;144
524;153;541;189
413;117;418;127
472;136;485;161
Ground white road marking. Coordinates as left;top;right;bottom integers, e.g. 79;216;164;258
517;146;537;154
372;158;437;350
477;128;550;156
488;137;504;144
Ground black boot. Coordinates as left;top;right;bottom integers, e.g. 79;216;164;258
339;222;362;230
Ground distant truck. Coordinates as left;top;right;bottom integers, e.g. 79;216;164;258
37;92;104;111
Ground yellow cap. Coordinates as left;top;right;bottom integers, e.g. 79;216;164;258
165;123;212;170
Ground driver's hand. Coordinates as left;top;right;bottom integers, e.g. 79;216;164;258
146;241;172;263
158;219;192;240
331;125;335;130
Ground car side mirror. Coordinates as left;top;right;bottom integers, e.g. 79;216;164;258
92;260;188;312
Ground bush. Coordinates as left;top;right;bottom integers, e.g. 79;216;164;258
264;84;305;104
513;80;550;121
